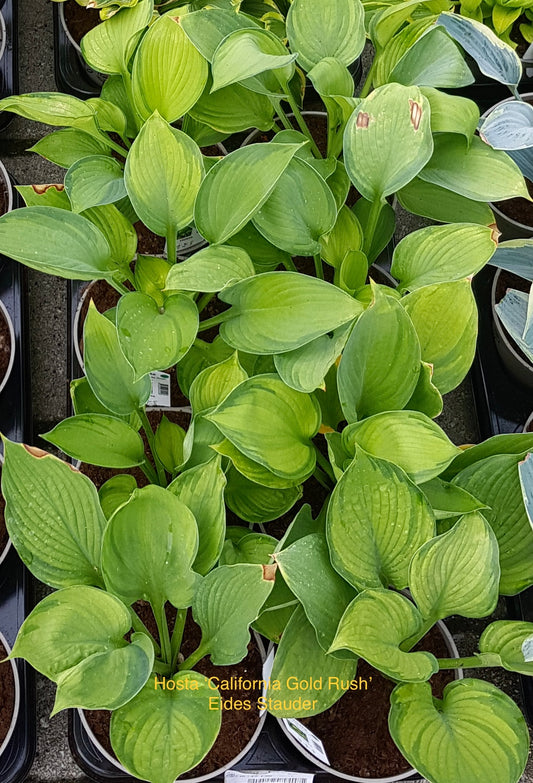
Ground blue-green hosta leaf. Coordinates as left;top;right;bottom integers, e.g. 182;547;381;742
110;673;221;783
42;415;144;468
480;621;533;675
219;272;362;354
274;324;351;394
2;439;106;588
480;101;533;151
81;0;154;75
193;563;275;664
390;27;474;88
443;434;533;479
397;177;496;225
330;589;438;682
489;240;533;282
211;28;296;93
327;450;435;590
180;8;259;61
29;129;112;168
165;245;255;293
389;679;529;783
495;289;533;363
224;467;302;524
102;485;200;608
65;155;126;214
519;451;533;529
226;221;291;273
342;411;461;484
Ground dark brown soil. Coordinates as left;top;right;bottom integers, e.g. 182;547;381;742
494;176;533;227
494;269;532;365
85;610;264;778
135;222;166;257
300;624;456;779
0;468;7;559
0;637;15;749
0;307;11;389
79;408;191;489
63;0;100;45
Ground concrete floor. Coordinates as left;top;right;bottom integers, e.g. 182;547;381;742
1;1;533;781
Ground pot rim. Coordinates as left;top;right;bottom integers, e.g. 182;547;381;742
0;159;14;216
279;619;463;783
0;452;12;569
491;267;533;376
0;630;21;760
77;633;270;782
59;2;82;54
240;110;327;148
524;411;533;432
0;298;16;397
0;11;7;68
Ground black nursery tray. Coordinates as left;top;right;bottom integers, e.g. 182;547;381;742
0;183;35;783
471;266;533;726
53;2;105;100
0;0;18;131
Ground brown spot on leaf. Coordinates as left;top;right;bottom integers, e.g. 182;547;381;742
489;223;501;244
409;100;422;131
459;444;475;451
356;112;370;129
32;184;64;194
170;15;181;23
262;564;277;582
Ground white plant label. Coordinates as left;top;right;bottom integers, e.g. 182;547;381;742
225;772;314;783
284;719;330;766
177;227;205;257
148;371;171;407
522;635;533;662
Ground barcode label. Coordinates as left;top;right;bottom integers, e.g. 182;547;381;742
177;227;205;256
225;772;313;783
284;719;329;766
147;371;171;407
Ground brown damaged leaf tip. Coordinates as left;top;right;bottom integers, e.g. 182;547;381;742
356;111;370;129
262;564;277;582
23;444;49;458
319;424;335;434
489;223;501;244
32;184;64;194
409;100;422;131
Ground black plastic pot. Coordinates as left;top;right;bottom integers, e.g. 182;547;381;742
0;0;19;131
53;1;104;99
447;54;533;112
0;165;36;782
491;268;533;391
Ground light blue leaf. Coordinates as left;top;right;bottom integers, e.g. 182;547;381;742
489;241;533;281
519;452;533;530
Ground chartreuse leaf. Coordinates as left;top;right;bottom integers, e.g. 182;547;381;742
220;273;362;354
110;673;221;783
102;486;200;608
65;155;126;214
180;8;259;61
168;456;226;575
101;76;138;138
29;129;112;168
125;113;205;240
98;474;137;520
213;439;298;489
401;279;478;394
327;451;435;590
42;415;144;468
342;411;460;484
252;157;337;256
134;256;173;307
165;245;255;293
154;416;186;474
182;416;224;471
189;78;275;134
275;533;356;654
397;178;495;225
406;361;443;419
81;0;153;75
286;0;365;72
194;143;302;244
419;135;529;202
82;204;137;272
453;453;533;595
16;184;71;210
224;467;302;524
443;434;533;479
189;353;248;416
0;92;99;136
84;303;151;415
389;679;529;783
391;224;497;292
343;84;433;201
211;28;297;93
132;14;208;123
267;606;357;717
389;27;474;88
2;439;106;588
480;621;533;675
419;478;488;520
410;513;500;621
0;207;116;281
330;589;438;682
193;563;275;664
116;292;198;380
274;324;351;394
338;283;421;422
206;375;321;482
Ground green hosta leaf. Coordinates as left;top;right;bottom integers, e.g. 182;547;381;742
480;621;533;675
134;256;173;307
410;513;500;621
343;83;433;201
0;207;116;281
82;203;137;271
29;129;112;168
189;79;275;133
226;221;291;273
2;439;106;588
221;531;278;565
225;467;302;524
308;57;355;99
84;303;151;415
391;223;497;292
252;157;337;256
189;353;248;416
275;533;356;653
165;245;255;293
211;28;296;93
98;474;137;520
180;8;259;62
443;434;533;479
373;15;433;88
286;0;365;72
327;450;435;590
101;76;138;138
132;14;208;123
110;673;221;783
389;679;529;783
17;184;71;210
453;453;533;595
193;563;275;664
397;177;496;225
194;142;302;245
0;92;99;136
87;96;127;138
320;206;363;269
274;324;351;394
390;27;474;88
182;415;224;471
116;292;198;380
168;456;226;575
330;589;438;681
69;377;140;429
419;478;488;519
81;0;154;75
420;87;479;142
65;155;126;214
102;485;200;608
213;439;298;489
406;361;443;419
419;135;529;201
343;411;460;484
42;414;144;468
206;374;321;482
154;416;186;474
267;606;357;716
401;279;478;394
125;113;204;239
338;283;421;422
220;272;362;354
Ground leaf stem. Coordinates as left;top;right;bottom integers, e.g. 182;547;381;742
105;137;129;158
279;80;322;158
275;101;294;131
179;640;210;672
197;292;214;314
313;253;324;280
139;457;160;486
362;198;384;257
170;608;188;673
167;225;177;265
198;310;232;332
154;602;172;666
437;653;502;670
282;256;298;272
138;408;167;486
130;607;161;657
314;445;335;482
313;465;333;491
109;278;130;295
359;61;376;99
